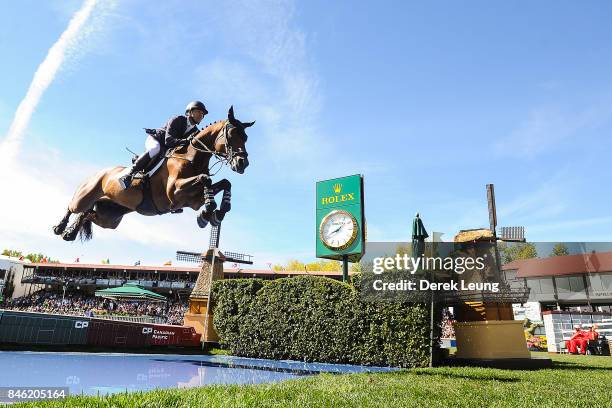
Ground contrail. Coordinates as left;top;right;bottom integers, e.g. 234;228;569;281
0;0;99;160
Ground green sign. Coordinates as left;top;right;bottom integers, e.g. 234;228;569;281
316;174;365;262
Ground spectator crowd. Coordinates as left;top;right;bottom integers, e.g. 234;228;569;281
1;291;188;326
441;309;456;338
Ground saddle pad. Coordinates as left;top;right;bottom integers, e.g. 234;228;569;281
143;156;166;178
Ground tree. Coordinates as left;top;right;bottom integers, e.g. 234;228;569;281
272;259;305;272
25;253;58;263
1;267;16;300
272;259;342;272
306;260;341;272
499;242;538;264
2;249;58;263
551;243;569;257
2;249;23;258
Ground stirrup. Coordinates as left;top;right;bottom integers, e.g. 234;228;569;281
118;174;133;190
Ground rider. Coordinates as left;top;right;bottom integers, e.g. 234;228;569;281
118;100;208;190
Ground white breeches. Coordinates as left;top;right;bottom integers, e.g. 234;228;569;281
144;135;161;157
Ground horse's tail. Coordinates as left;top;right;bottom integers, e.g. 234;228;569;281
79;218;93;241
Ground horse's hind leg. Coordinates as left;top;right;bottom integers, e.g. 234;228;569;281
68;169;108;214
62;212;90;241
53;208;72;235
61;169;112;241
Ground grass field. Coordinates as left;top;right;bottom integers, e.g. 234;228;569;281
14;353;612;407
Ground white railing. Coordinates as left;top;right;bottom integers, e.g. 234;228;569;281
93;314;165;324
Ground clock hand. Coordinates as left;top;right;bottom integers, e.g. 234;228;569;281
330;224;343;235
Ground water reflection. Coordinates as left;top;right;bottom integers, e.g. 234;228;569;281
0;352;301;396
0;352;397;397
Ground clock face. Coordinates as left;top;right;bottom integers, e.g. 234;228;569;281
319;210;359;250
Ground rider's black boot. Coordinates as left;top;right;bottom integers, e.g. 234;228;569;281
118;153;151;190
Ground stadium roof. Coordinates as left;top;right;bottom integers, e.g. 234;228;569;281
26;262;344;277
28;262;201;272
503;251;612;278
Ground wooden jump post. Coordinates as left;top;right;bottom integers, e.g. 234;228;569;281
177;223;253;345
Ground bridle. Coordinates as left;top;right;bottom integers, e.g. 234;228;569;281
189;121;248;175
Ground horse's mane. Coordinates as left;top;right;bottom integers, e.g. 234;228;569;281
200;120;227;137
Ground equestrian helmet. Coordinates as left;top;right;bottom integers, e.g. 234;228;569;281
185;100;208;115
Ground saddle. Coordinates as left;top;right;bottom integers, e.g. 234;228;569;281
132;149;180;216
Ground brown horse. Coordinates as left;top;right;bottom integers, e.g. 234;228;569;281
53;106;253;241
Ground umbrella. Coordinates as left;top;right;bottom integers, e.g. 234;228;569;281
95;283;167;302
412;212;429;261
412;213;434;367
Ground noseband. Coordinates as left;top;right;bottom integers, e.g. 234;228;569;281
217;122;248;164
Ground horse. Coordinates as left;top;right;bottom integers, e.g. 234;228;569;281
53;106;253;242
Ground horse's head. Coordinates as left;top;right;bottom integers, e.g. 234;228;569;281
214;106;254;174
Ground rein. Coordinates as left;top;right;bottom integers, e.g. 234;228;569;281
190;121;231;176
167;120;246;176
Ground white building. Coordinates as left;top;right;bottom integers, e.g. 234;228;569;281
0;255;41;300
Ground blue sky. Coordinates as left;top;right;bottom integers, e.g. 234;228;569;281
1;0;612;267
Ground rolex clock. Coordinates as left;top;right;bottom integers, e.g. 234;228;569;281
316;174;365;262
319;210;358;250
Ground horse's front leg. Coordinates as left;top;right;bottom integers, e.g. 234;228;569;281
195;179;231;228
204;179;231;227
171;174;212;209
216;179;231;216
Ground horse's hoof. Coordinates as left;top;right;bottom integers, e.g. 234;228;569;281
62;230;77;241
209;211;223;227
53;224;65;235
197;215;209;229
204;201;217;214
219;202;231;213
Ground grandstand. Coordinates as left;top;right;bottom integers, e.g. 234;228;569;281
20;262;344;297
1;262;344;325
1;290;188;325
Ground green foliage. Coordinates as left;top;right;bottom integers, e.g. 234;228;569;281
2;249;22;258
2;268;16;300
550;243;570;257
212;275;431;368
498;242;538;264
272;259;342;272
1;268;15;301
307;259;342;271
349;261;362;273
25;253;58;263
1;249;58;263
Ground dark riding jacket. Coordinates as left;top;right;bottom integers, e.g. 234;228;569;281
150;115;200;148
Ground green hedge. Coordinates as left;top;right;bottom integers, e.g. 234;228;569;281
212;275;435;367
